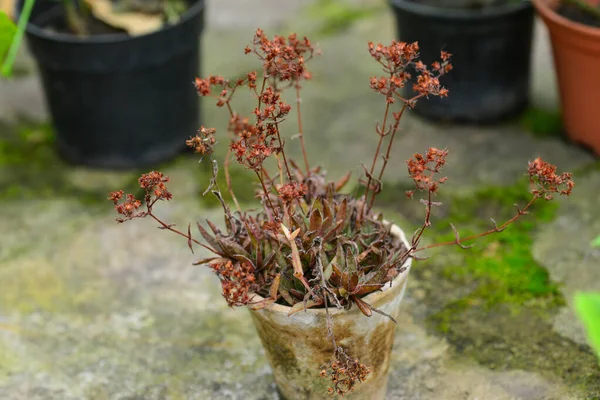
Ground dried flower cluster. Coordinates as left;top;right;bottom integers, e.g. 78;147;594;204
109;171;172;223
246;28;314;83
528;157;574;199
209;261;257;307
367;41;451;105
405;147;449;198
322;348;371;396
186;126;217;157
109;29;574;396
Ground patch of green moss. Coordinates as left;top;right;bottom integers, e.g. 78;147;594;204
383;180;600;395
419;180;563;309
435;303;600;395
0;254;120;316
0;121;184;208
0;342;21;384
573;159;600;178
520;107;564;138
304;0;383;36
447;184;559;302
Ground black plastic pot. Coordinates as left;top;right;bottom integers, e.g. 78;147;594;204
389;0;534;123
18;0;205;169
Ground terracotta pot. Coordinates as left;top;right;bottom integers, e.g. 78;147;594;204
533;0;600;155
249;224;413;400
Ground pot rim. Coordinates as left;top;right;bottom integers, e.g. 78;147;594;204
389;0;532;20
16;0;205;44
249;222;413;316
532;0;600;40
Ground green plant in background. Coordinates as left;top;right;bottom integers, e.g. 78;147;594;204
574;236;600;362
0;0;32;78
575;292;600;361
0;12;17;62
307;0;381;36
592;234;600;248
1;0;85;78
520;106;564;138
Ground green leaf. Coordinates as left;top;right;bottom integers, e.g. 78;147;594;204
574;292;600;360
2;0;36;78
0;12;17;62
591;235;600;248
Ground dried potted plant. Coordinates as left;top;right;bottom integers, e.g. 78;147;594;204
388;0;535;123
1;0;205;168
533;0;600;155
108;29;574;399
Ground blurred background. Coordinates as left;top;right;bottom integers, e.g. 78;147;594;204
0;0;599;399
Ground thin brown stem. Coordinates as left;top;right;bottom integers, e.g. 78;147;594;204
414;196;538;252
224;148;242;212
295;83;310;174
275;121;294;182
254;169;280;222
257;77;267;109
367;103;408;211
413;190;433;246
360;99;391;219
148;213;215;253
225;101;235;118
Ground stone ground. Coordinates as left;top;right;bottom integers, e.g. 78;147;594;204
1;0;600;399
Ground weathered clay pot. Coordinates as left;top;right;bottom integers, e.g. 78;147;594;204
249;224;412;400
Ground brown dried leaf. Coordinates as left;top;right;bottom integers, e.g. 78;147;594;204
206;219;222;235
341;272;350;291
321;199;333;229
356;248;372;264
289;288;305;300
187;222;194;254
196;222;221;254
192;257;220;266
279;285;295;305
353;284;383;296
309;209;323;233
261;251;277;271
337;197;348;225
335;171;352;191
329;263;343;286
270;273;281;299
349;272;359;293
353;295;372;317
288;298;324;316
322;219;344;242
248;298;275;310
217;237;250;259
281;224;304;280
